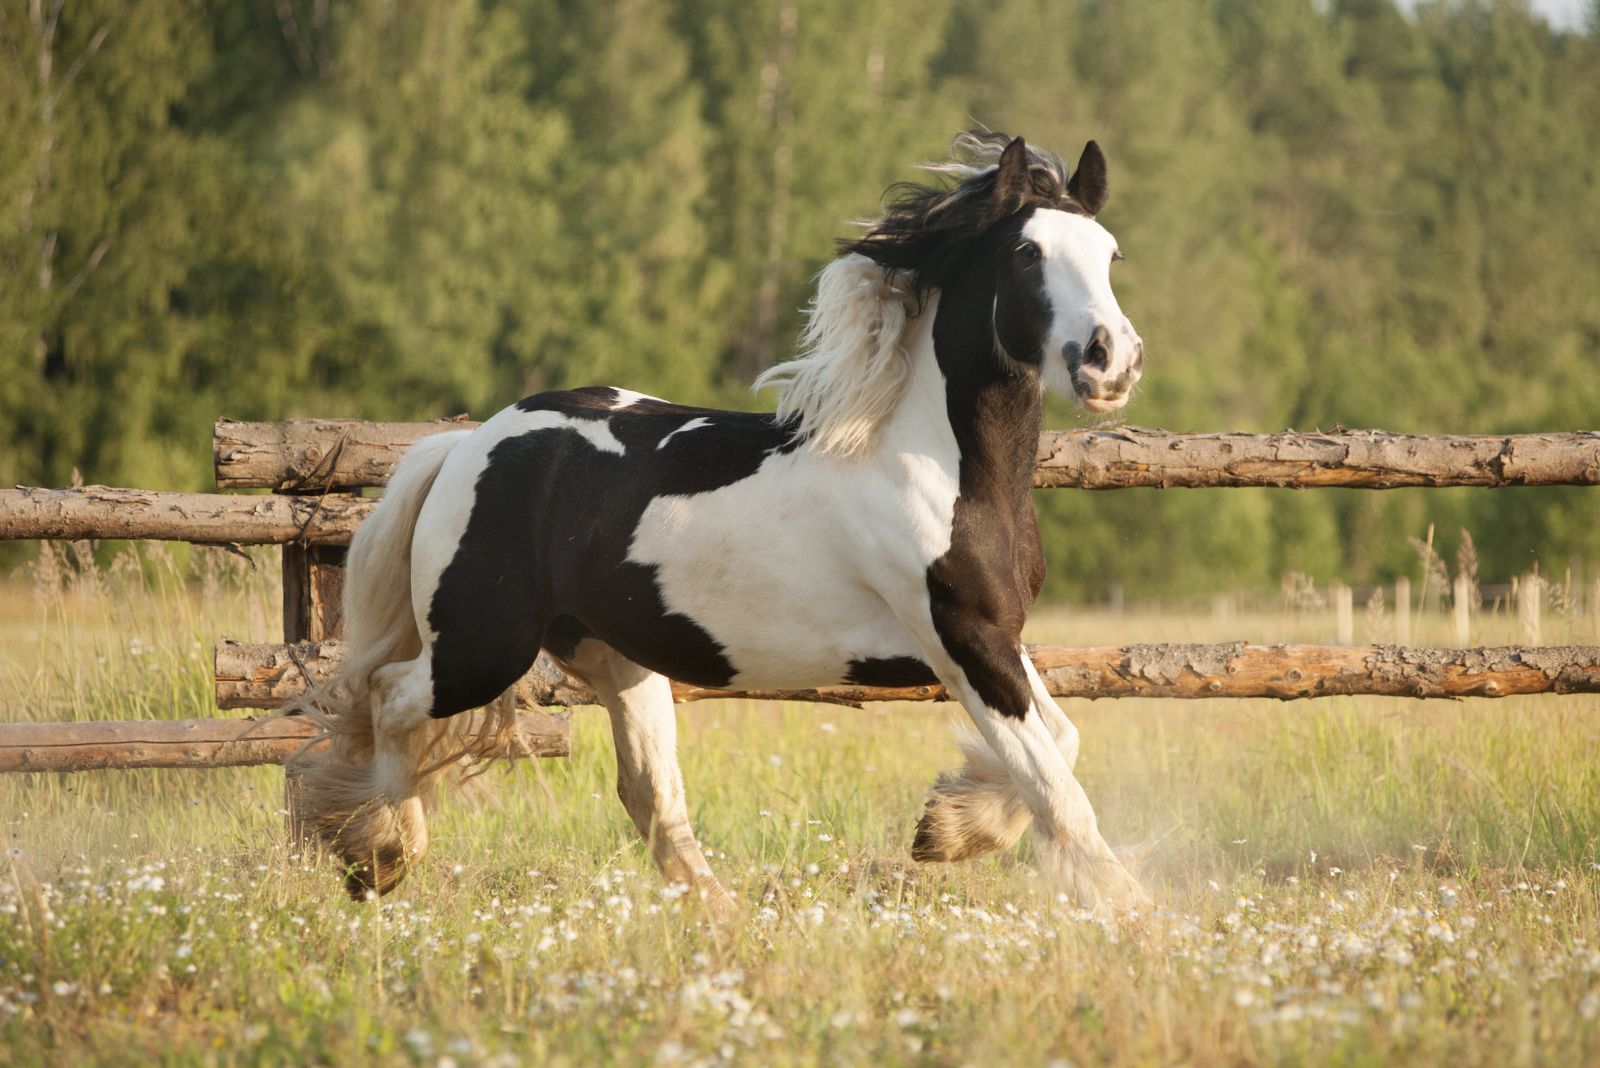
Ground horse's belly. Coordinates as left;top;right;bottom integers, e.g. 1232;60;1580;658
714;590;922;689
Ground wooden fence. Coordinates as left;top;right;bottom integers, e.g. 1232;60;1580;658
2;420;1599;776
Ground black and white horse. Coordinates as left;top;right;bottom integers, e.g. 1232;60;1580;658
294;132;1149;915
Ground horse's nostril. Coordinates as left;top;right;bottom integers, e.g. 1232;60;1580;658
1083;324;1112;371
1132;341;1144;373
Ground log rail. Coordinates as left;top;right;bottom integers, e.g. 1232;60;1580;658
0;485;374;545
216;638;1600;708
214;419;1600;492
5;426;1597;546
1033;427;1600;490
5;641;1594;774
0;713;569;774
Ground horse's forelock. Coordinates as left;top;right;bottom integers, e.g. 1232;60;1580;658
842;131;1083;298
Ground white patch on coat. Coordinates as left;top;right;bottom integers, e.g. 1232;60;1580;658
408;406;624;639
631;302;959;687
657;417;712;450
609;389;660;409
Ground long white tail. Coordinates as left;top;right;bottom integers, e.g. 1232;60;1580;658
287;429;470;898
334;428;469;698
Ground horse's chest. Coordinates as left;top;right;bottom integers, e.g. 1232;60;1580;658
936;507;1035;610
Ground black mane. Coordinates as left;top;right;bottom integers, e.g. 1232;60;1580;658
841;131;1087;302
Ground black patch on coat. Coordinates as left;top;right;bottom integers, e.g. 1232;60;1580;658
541;615;593;664
918;216;1051;720
845;656;939;688
425;393;803;717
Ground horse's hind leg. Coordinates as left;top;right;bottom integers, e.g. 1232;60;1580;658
558;641;733;914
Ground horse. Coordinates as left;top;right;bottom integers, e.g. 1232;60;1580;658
290;131;1149;916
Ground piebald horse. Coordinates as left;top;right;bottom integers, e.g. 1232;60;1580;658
293;132;1149;915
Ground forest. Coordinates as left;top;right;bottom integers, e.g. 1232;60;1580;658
2;0;1597;598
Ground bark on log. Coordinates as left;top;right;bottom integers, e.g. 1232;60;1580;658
215;417;478;490
0;486;372;545
216;638;1600;706
215;638;601;708
0;714;569;774
1034;427;1600;489
216;420;1600;492
1026;643;1600;699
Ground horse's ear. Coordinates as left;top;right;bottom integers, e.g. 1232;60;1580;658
992;136;1031;210
1067;140;1109;216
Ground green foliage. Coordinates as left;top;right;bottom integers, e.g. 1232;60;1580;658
1;0;1596;594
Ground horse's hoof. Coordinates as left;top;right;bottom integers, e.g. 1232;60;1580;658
341;846;410;901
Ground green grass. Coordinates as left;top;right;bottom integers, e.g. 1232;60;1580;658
2;548;1599;1065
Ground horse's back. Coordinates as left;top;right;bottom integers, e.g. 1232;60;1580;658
411;388;810;692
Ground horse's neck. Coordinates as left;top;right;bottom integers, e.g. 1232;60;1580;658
896;290;1043;514
879;303;961;459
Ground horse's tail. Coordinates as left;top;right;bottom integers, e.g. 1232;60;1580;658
287;428;471;899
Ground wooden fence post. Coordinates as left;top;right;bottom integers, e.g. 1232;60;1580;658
1333;584;1353;645
280;505;353;848
282;543;348;642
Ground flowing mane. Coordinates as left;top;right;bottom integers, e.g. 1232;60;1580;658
752;253;915;457
755;131;1088;458
845;131;1084;300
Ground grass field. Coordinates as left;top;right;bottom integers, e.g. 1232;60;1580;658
2;546;1599;1066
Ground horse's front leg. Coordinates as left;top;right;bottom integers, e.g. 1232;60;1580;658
915;627;1149;915
911;646;1081;866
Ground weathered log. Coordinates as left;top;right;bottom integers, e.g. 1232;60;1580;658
215;638;598;708
216;638;1600;706
1026;643;1600;700
1034;426;1600;489
215;417;478;490
0;714;569;774
216;419;1600;492
215;638;939;710
0;486;372;545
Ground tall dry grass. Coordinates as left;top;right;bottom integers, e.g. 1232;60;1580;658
1;548;1597;1065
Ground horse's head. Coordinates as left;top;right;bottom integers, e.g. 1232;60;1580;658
989;138;1142;413
844;131;1143;415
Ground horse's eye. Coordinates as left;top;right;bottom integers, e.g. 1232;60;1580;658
1017;242;1041;264
1111;249;1125;263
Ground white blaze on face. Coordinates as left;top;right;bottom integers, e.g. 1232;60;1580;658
1019;208;1142;410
